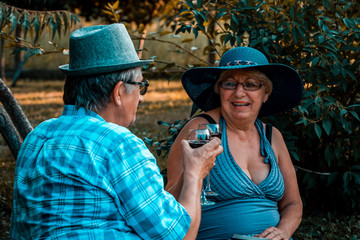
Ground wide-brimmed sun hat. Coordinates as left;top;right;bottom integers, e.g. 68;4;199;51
182;47;303;117
59;23;152;76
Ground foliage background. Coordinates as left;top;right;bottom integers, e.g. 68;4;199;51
154;0;360;213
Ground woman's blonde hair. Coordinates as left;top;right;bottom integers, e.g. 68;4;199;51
214;68;273;94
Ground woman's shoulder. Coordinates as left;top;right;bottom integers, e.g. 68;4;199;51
203;108;221;123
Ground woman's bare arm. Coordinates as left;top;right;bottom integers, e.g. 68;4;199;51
257;127;303;240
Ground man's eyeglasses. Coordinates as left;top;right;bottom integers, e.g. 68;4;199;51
219;80;263;91
123;79;149;95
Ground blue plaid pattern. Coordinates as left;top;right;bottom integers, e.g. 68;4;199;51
11;105;190;240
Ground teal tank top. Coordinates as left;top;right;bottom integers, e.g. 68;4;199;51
197;117;285;240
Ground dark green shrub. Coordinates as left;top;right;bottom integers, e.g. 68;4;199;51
150;0;360;212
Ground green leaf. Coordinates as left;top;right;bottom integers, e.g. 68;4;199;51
28;47;44;57
193;10;203;26
231;14;239;26
343;171;351;193
292;27;298;43
322;118;332;135
290;151;300;161
310;56;319;66
197;0;203;8
69;13;80;28
156;147;162;156
343;18;355;29
290;5;295;19
325;145;334;167
49;15;57;40
193;27;198;38
32;14;41;43
157;120;171;127
186;0;195;9
9;11;18;34
340;109;347;117
352;172;360;185
216;11;227;19
21;11;30;39
62;12;70;34
314;123;322;139
55;12;62;38
349;111;360;121
224;33;231;44
322;0;331;10
143;137;153;147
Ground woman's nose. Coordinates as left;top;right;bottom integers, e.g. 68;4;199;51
235;83;246;96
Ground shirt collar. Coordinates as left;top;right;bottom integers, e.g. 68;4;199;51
62;105;105;122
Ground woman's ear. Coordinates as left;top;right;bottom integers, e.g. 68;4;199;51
263;92;270;103
110;81;124;106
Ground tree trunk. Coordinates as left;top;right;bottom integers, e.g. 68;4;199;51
0;106;21;159
0;78;33;141
208;19;216;65
0;38;6;82
137;28;148;59
11;50;31;87
14;26;22;69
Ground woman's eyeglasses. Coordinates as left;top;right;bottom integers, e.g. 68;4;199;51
123;79;149;95
219;80;263;91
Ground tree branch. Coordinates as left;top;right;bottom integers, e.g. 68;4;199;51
132;35;213;66
153;59;188;71
0;106;21;159
0;78;33;139
1;3;70;14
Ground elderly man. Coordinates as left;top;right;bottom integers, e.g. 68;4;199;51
10;23;222;240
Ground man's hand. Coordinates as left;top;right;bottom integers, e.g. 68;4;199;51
181;138;223;180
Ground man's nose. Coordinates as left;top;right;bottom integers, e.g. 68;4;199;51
139;94;144;104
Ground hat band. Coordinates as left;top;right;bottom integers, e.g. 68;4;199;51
225;60;258;66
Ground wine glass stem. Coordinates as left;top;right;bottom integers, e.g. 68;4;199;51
201;189;207;204
205;174;211;192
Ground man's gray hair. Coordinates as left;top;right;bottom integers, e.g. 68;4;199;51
63;67;142;112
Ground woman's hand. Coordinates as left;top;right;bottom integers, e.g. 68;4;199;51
254;226;290;240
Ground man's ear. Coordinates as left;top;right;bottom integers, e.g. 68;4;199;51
110;81;124;106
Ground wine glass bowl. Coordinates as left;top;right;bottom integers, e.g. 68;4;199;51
199;124;222;140
186;129;210;148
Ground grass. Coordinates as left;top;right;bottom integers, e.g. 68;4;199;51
1;79;359;239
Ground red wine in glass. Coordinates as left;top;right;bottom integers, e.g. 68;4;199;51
188;140;207;148
210;132;222;140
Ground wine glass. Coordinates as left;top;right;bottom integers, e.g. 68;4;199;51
186;129;215;206
198;124;222;197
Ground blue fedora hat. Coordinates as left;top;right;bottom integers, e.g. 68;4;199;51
181;47;303;117
59;23;152;76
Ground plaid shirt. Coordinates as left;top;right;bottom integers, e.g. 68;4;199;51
11;105;190;240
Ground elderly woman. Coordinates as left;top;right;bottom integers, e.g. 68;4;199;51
166;47;303;240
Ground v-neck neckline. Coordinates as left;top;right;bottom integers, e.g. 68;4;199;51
220;117;273;189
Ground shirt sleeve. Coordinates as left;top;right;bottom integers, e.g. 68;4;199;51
108;131;191;240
